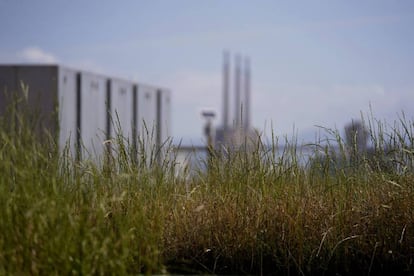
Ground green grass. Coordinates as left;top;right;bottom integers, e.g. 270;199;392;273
0;100;414;275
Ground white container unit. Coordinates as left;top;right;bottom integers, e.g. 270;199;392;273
0;65;172;165
157;89;171;146
108;78;134;142
0;65;78;157
136;84;158;163
156;89;171;164
57;67;78;158
137;84;157;140
79;71;108;160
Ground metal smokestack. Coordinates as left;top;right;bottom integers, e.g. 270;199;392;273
234;54;242;128
222;51;230;132
244;57;250;130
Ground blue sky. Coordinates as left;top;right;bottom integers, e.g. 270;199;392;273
1;1;414;144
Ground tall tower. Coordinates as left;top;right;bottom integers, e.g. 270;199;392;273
234;54;242;128
217;51;253;148
244;56;250;130
222;51;230;134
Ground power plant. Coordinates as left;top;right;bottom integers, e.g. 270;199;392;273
214;51;257;150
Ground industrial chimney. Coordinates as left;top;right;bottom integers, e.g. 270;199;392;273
244;56;250;130
222;51;230;133
234;54;242;128
218;51;253;148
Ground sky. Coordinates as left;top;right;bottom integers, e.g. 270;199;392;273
1;1;414;145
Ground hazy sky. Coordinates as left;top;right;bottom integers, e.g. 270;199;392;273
1;1;414;144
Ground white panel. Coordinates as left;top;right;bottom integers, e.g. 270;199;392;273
159;89;171;143
137;84;157;140
136;84;157;164
110;78;134;142
157;89;172;164
57;67;77;157
80;72;107;160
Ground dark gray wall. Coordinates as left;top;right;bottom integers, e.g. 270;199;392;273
0;65;59;136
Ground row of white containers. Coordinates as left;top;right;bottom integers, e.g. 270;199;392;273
0;65;171;163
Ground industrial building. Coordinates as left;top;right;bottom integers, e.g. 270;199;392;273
214;51;258;150
0;65;171;162
176;51;258;176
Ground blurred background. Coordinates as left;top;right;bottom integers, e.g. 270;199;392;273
1;0;414;145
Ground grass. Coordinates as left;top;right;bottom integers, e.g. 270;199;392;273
0;98;413;275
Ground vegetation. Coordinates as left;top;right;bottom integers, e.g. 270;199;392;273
0;98;413;275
